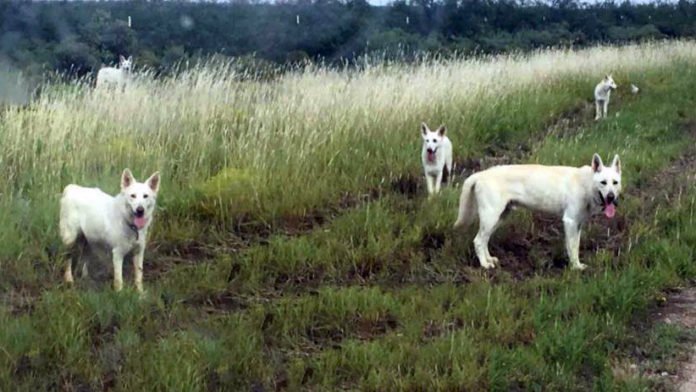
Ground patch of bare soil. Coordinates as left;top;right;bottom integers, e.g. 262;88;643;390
658;289;696;391
637;120;696;390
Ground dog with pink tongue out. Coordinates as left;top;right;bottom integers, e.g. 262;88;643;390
421;122;453;197
60;169;160;294
454;153;621;270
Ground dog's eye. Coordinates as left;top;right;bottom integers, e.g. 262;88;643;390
600;181;607;185
612;180;618;185
143;194;149;199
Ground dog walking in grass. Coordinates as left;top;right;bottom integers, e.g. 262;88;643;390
60;169;160;293
594;74;617;120
96;55;132;91
454;153;621;270
421;122;453;197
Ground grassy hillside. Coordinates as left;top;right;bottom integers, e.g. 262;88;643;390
0;41;695;390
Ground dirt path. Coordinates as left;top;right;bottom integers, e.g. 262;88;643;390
648;124;696;391
659;289;696;391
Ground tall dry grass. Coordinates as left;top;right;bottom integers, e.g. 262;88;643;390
0;41;694;253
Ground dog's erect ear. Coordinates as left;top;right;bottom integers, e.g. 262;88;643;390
436;125;447;136
421;122;429;136
146;172;160;193
611;154;621;174
121;169;135;189
120;55;126;62
127;55;133;62
591;153;604;173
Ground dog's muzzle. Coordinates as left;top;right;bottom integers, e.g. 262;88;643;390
598;191;619;207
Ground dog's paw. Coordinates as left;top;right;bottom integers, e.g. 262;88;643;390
488;257;499;266
480;262;496;269
571;263;587;271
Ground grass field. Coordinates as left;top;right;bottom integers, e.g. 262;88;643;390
0;41;695;391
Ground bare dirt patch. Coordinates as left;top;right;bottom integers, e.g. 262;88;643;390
658;288;696;391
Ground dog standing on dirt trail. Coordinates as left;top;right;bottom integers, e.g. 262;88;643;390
60;169;160;293
453;153;621;270
421;122;453;197
594;74;618;120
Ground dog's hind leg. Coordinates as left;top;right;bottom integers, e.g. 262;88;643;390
60;219;79;284
64;259;75;284
594;101;602;120
81;259;89;279
473;196;505;269
441;165;449;186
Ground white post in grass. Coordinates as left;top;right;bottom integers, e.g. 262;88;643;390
128;16;132;28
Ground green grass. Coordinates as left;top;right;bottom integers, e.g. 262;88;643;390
0;42;695;390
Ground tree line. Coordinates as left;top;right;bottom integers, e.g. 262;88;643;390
1;0;695;78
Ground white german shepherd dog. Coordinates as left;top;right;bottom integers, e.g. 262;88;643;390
594;74;617;120
454;154;621;270
60;169;160;293
96;55;132;90
421;122;453;196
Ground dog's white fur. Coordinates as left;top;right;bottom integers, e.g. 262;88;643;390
594;74;617;120
96;55;132;90
421;122;453;196
454;154;622;270
60;169;160;293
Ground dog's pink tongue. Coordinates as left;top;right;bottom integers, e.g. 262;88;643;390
604;204;616;218
427;151;435;162
133;216;147;229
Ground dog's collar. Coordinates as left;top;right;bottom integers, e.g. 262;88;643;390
126;221;140;240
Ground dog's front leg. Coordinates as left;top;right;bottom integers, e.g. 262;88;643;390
112;248;125;291
603;99;609;118
563;216;586;270
434;172;443;194
595;101;601;120
133;247;145;294
425;174;434;196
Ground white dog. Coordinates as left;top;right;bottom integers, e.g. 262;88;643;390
594;74;617;120
60;169;160;293
96;55;132;90
421;122;453;196
454;153;621;270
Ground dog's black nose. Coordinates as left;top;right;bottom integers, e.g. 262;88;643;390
135;206;145;217
606;192;615;204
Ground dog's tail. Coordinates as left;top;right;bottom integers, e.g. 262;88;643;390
453;174;477;228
